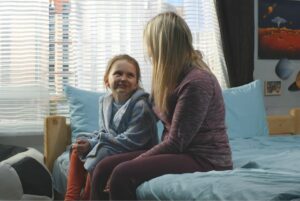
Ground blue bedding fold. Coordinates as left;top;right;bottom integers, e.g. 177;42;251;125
136;136;300;200
137;169;300;201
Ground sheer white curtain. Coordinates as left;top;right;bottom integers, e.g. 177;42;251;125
0;0;49;135
49;0;228;117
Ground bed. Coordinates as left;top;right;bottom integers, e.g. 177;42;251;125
44;80;300;200
137;136;300;200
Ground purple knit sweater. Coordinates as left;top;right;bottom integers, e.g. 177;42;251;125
141;67;233;168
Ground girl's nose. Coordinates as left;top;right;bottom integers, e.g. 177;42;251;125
120;75;127;80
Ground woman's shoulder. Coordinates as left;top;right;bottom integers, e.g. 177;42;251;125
187;67;211;77
174;67;222;98
181;67;216;87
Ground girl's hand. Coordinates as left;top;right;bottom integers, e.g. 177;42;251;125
72;139;91;156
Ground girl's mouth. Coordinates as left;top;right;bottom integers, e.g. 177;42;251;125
116;83;127;88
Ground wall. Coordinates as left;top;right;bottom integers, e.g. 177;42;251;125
0;134;44;153
254;0;300;115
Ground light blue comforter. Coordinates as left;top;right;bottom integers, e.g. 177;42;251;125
137;136;300;201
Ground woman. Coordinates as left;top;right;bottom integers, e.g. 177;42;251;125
90;12;233;200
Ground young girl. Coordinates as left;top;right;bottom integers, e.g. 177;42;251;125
90;12;233;200
64;54;158;201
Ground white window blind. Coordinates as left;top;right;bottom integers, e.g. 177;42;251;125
50;0;228;117
0;0;49;135
0;0;227;135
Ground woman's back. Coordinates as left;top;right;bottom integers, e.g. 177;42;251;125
155;67;232;168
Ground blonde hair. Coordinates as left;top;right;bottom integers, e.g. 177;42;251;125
103;54;141;88
144;12;209;113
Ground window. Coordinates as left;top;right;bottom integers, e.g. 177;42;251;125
0;0;49;135
0;0;228;135
49;0;228;117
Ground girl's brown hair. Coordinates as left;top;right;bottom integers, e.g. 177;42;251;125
103;54;141;88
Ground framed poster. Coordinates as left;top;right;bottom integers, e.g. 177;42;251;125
264;81;282;96
258;0;300;59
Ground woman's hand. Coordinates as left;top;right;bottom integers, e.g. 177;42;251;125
72;139;91;156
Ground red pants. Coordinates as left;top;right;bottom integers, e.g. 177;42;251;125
64;150;90;201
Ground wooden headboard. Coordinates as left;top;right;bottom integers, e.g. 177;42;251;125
267;108;300;135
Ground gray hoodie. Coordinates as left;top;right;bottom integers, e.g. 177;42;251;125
76;88;158;172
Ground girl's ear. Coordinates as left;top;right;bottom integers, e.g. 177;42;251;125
104;80;110;88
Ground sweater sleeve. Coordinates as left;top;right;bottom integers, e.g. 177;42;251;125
100;100;157;151
139;77;214;157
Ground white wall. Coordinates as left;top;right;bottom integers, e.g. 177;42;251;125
254;0;300;115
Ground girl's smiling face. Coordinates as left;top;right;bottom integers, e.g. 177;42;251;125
105;59;138;102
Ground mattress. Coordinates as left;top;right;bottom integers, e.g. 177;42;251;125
52;136;300;200
52;148;70;194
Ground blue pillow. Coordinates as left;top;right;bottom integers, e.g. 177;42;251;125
64;85;104;141
156;121;164;143
222;80;269;139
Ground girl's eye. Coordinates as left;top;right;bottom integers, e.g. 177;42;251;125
114;72;122;76
127;73;135;78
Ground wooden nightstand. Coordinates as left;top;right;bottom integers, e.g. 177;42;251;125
267;108;300;135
